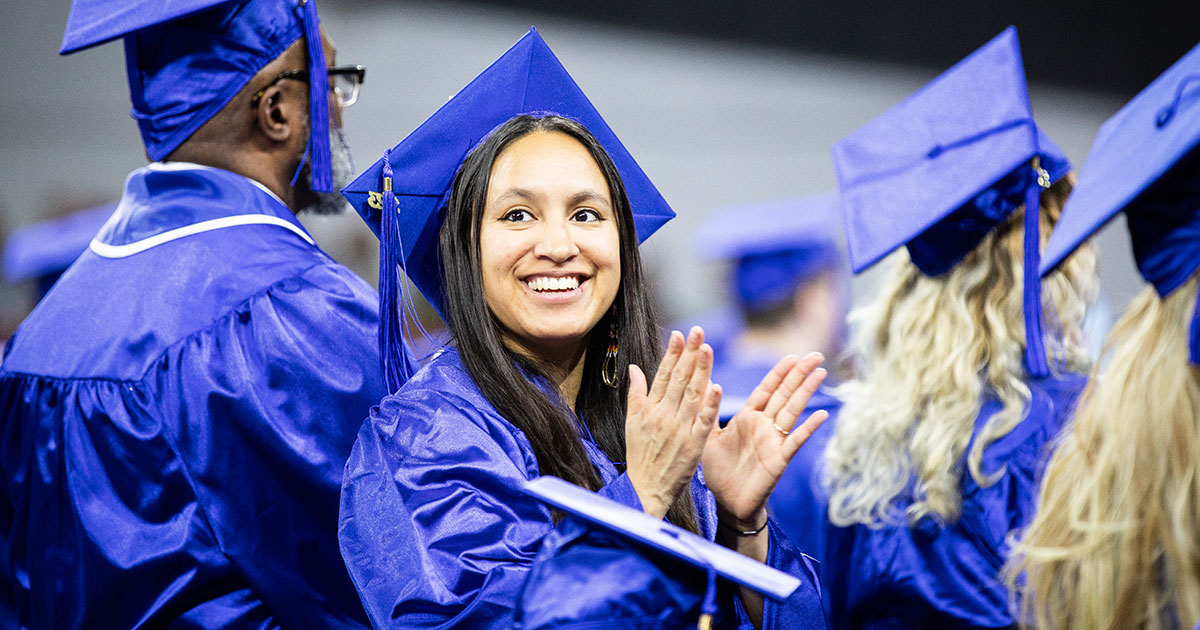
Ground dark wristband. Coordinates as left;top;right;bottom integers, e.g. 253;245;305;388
718;515;768;536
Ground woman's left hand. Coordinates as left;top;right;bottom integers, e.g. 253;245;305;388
701;352;829;533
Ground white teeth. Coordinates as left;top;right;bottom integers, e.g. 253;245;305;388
527;276;580;292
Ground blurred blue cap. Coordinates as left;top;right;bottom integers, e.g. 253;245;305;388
343;27;675;392
695;193;843;311
666;306;744;360
2;203;116;283
60;0;334;192
832;26;1068;376
1039;41;1200;363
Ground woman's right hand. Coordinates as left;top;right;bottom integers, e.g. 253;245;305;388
625;327;722;519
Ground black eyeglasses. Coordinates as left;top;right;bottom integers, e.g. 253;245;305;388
250;65;366;108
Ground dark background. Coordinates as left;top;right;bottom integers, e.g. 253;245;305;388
470;0;1198;97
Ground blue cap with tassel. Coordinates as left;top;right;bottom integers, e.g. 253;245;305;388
60;0;334;193
831;26;1070;377
343;27;676;392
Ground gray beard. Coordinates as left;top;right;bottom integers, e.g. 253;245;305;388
299;126;355;216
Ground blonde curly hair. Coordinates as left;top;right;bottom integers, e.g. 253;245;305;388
825;178;1098;527
1006;273;1200;630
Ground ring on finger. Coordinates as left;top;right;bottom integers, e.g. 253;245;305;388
772;423;789;436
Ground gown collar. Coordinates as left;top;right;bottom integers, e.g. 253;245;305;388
91;162;315;258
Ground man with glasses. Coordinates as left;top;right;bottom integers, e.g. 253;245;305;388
0;1;385;627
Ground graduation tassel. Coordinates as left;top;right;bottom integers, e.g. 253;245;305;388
696;559;717;630
662;527;720;629
1022;157;1051;377
297;0;332;192
378;152;419;393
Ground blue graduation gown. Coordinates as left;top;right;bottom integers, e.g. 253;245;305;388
821;374;1087;629
338;347;825;629
767;392;839;568
0;163;385;629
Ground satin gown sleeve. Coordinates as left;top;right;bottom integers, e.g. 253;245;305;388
338;360;645;630
0;262;383;629
151;264;383;628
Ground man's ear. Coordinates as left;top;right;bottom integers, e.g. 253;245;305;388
255;84;298;144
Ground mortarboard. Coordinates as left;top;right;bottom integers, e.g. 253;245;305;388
516;476;801;628
1040;41;1200;363
694;193;844;312
2;203;116;283
60;0;334;193
342;27;675;392
832;26;1070;376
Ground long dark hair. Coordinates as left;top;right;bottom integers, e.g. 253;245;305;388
440;114;699;533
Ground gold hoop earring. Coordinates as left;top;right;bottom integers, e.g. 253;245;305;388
601;318;619;388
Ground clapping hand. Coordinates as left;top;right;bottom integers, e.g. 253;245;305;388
701;353;828;536
624;327;722;519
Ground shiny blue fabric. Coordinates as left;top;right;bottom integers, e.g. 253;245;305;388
907;160;1058;377
515;516;824;629
1125;148;1200;363
821;373;1086;629
0;164;385;628
768;406;839;630
515;521;732;629
120;0;302;161
338;348;825;629
834;27;1067;276
906;160;1052;278
61;0;334;192
1127;156;1200;298
767;392;840;568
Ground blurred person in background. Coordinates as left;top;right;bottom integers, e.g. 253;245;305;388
0;0;385;627
1007;41;1200;630
0;199;114;371
693;194;849;417
820;28;1098;628
1;201;115;302
691;194;849;564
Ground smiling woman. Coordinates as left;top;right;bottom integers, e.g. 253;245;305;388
438;114;705;531
337;29;830;630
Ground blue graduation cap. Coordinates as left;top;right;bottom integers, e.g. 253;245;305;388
832;26;1070;376
1040;41;1200;363
517;476;801;628
694;193;843;312
2;203;115;284
342;27;676;392
60;0;334;192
